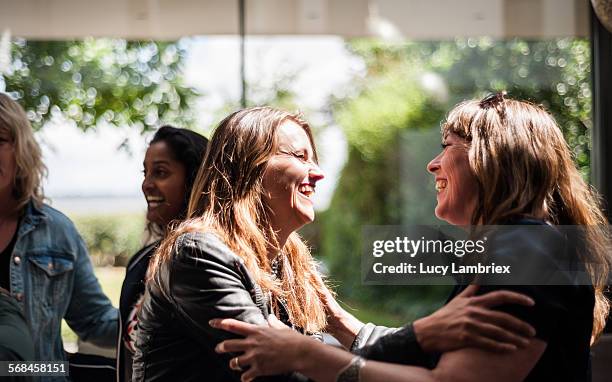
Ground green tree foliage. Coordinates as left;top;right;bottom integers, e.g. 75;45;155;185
1;38;197;132
439;38;592;173
336;68;439;160
342;38;591;170
321;38;592;322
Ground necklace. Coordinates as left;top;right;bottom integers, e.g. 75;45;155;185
271;256;281;279
269;255;294;328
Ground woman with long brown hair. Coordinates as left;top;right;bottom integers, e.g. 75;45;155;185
212;95;610;382
131;107;329;381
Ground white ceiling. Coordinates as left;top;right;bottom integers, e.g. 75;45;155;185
0;0;589;40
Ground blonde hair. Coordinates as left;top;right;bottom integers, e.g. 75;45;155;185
442;94;610;340
148;106;327;332
0;93;46;211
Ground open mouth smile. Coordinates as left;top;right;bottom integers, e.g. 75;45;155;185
435;179;447;192
298;183;315;198
146;195;165;208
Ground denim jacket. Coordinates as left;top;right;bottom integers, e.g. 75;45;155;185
9;201;118;381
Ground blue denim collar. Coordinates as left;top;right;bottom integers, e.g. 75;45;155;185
19;200;47;238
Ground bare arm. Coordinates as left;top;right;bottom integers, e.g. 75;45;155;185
212;316;545;382
293;331;545;382
428;341;545;382
355;341;545;382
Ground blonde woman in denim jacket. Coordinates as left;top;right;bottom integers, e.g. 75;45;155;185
0;93;117;381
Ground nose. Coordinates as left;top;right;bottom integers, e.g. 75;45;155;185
309;163;325;183
142;173;154;195
427;152;442;174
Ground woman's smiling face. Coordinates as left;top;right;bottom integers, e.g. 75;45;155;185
427;132;479;226
262;120;324;235
141;141;187;228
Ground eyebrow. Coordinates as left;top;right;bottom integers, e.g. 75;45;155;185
282;147;313;157
143;160;171;167
283;142;311;152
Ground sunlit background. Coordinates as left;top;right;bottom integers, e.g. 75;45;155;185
0;0;599;354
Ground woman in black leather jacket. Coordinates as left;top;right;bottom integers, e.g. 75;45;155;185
132;107;331;382
132;106;537;382
117;126;207;381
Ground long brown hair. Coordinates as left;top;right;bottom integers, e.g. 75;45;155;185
442;94;610;340
148;106;327;332
0;93;47;211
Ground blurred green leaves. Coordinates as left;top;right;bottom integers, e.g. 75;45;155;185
341;38;592;171
336;68;432;159
320;37;593;318
2;38;198;132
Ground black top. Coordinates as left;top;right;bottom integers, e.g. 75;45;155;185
353;219;595;381
351;322;432;367
0;289;34;382
448;283;593;381
118;241;159;382
0;288;35;361
443;219;594;381
0;227;18;291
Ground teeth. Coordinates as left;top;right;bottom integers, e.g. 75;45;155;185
435;180;447;192
147;196;165;202
298;185;315;197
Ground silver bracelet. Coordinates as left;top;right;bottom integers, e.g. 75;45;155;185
336;356;366;382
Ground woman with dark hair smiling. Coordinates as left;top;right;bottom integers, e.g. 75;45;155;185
212;94;610;382
117;125;208;381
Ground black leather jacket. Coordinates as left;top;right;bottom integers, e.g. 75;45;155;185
131;231;308;381
117;241;158;382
